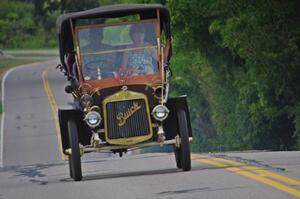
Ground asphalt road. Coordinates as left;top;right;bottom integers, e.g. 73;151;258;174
0;60;300;199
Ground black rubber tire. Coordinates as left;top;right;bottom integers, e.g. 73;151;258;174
173;145;182;168
68;155;73;178
175;110;191;171
67;120;82;181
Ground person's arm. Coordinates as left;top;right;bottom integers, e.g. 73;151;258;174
148;47;158;61
117;51;131;77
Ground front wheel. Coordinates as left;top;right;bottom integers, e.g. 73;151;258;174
173;145;182;169
174;110;191;171
67;120;82;181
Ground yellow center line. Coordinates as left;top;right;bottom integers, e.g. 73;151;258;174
192;154;300;198
42;68;65;160
213;157;300;185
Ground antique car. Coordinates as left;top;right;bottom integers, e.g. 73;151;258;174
56;4;192;181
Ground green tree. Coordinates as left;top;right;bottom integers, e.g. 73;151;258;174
0;0;36;48
168;0;300;150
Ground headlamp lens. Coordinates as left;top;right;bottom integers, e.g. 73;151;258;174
85;111;101;128
152;105;169;121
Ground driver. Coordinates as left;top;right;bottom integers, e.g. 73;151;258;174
81;28;116;80
82;28;111;52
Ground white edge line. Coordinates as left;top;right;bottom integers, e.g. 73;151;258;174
0;61;54;168
0;113;3;168
0;66;20;168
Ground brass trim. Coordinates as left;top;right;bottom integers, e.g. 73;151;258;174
116;102;142;127
160;46;164;105
103;90;153;145
89;105;100;112
153;85;163;100
81;45;157;56
65;137;194;154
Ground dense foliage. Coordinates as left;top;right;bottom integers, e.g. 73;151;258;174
1;0;299;151
0;0;100;49
168;0;300;151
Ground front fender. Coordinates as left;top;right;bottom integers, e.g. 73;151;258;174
58;108;92;154
163;95;193;140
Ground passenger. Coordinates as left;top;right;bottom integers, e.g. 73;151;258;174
120;24;158;75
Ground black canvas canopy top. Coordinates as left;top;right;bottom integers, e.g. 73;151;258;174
56;4;171;70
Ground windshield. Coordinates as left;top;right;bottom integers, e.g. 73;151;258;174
78;22;159;81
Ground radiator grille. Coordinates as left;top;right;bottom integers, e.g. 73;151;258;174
106;99;150;140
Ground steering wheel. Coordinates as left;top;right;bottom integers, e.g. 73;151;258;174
83;59;115;80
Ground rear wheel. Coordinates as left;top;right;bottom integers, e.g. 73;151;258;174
174;110;191;171
67;120;82;181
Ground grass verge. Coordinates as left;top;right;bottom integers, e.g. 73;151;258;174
0;59;41;77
